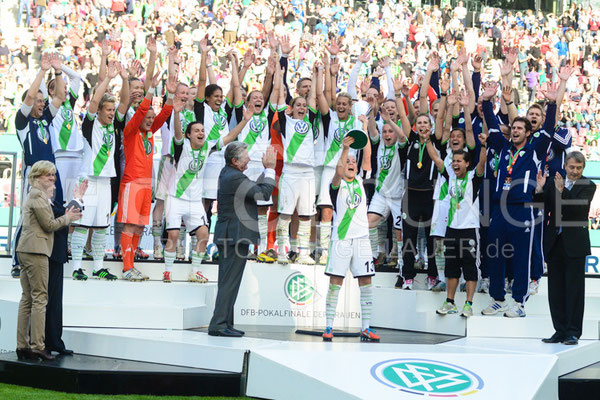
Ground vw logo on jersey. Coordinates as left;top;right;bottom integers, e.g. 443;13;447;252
213;113;227;128
333;127;342;142
249;117;266;133
103;132;114;147
380;154;392;170
189;157;204;173
294;121;310;135
346;192;362;209
413;143;419;149
547;148;555;161
62;107;73;121
488;159;496;170
449;184;464;199
144;139;153;155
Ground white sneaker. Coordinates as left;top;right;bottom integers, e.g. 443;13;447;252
436;301;458;315
504;302;526;318
479;278;490;294
529;279;539;295
481;300;508;315
277;253;290;264
153;244;163;260
460;303;474;318
318;251;328;265
297;254;316;265
402;278;413;290
123;267;144;281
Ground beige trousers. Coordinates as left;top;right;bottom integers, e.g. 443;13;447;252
16;252;49;351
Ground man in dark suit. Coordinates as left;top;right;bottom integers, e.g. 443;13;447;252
208;143;276;337
535;151;596;345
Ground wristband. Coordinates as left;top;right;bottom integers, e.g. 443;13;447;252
174;62;180;66
505;101;513;105
441;93;447;97
55;71;62;76
167;93;175;100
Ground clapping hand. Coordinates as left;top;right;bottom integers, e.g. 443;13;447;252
73;179;88;199
536;170;547;193
262;146;277;169
555;172;565;192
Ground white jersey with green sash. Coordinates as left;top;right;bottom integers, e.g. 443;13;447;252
330;176;369;241
277;107;317;171
238;104;274;162
169;137;222;201
80;112;119;178
438;168;482;230
322;110;360;168
374;138;404;198
50;94;84;154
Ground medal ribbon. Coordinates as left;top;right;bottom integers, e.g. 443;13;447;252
58;100;74;149
324;115;354;166
507;146;523;175
337;179;362;240
38;120;48;144
417;139;426;168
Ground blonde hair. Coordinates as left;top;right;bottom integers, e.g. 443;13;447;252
29;160;56;186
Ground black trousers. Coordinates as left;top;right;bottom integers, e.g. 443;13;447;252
401;189;438;279
45;259;67;352
209;242;250;332
546;235;586;338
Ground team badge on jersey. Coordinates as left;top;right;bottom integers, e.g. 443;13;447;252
294;121;310;135
449;184;465;199
188;157;204;173
214;113;227;128
333;127;342;142
143;139;153;155
547;148;555;161
249;117;266;133
380;154;392;170
62;107;73;122
346;192;362;209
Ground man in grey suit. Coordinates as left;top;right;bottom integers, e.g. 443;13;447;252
208;142;276;337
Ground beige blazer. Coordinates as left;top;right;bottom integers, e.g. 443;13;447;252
16;187;70;257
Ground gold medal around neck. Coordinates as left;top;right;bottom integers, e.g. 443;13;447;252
494;170;497;178
456;203;460;209
417;162;423;169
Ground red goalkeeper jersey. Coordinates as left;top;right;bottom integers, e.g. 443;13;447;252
122;97;173;183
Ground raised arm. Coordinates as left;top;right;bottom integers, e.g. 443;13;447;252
89;62;117;115
420;52;440;115
332;136;354;188
196;37;210;101
358;114;371;172
238;49;255;84
98;39;112;83
323;54;332;108
23;53;51;113
476;131;488;176
555;66;574;121
144;36;158;94
172;96;185;142
348;50;369;100
393;76;412;138
315;62;328;114
222;103;254;146
459;51;475;114
226;51;242;106
116;63;130;116
270;64;282;106
425;135;444;172
261;53;277;102
501;84;517;124
459;91;476;149
329;55;340;108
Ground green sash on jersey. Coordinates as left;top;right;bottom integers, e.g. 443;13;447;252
176;141;208;198
58;100;74;150
243;110;267;151
181;109;196;134
376;145;395;192
208;107;227;142
93;123;114;176
286;115;311;163
337;179;362;240
442;176;469;226
323;116;354;166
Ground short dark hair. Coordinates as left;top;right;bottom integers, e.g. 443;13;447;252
452;149;471;164
512;117;533;133
205;84;223;98
185;121;203;138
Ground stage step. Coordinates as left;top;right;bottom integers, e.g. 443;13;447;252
559;362;600;400
371;287;600;339
0;276;217;330
0;352;240;396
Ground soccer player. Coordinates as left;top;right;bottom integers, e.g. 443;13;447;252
272;62;319;265
70;62;129;281
162;94;259;282
116;73;175;281
480;81;557;318
322;136;379;343
427;130;487;317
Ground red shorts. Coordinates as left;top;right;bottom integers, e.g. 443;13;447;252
116;180;152;226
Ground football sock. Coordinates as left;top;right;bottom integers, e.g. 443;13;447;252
298;219;311;256
121;232;134;272
70;227;87;272
369;228;378;257
91;228;106;272
258;214;268;254
164;251;175;272
325;284;342;328
276;218;290;256
152;219;163;247
360;284;373;331
319;221;331;255
192;251;204;273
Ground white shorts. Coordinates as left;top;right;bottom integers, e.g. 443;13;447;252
368;191;403;230
165;195;209;232
325;235;375;278
202;154;225;200
154;155;175;201
317;166;336;207
55;154;83;203
77;177;112;228
277;168;316;216
314;165;323;202
244;161;273;206
431;198;450;238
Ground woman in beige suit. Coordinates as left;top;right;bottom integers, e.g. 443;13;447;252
16;160;83;361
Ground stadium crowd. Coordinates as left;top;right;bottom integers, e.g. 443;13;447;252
3;0;600;328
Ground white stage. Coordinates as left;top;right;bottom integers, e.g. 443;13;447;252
0;257;598;399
